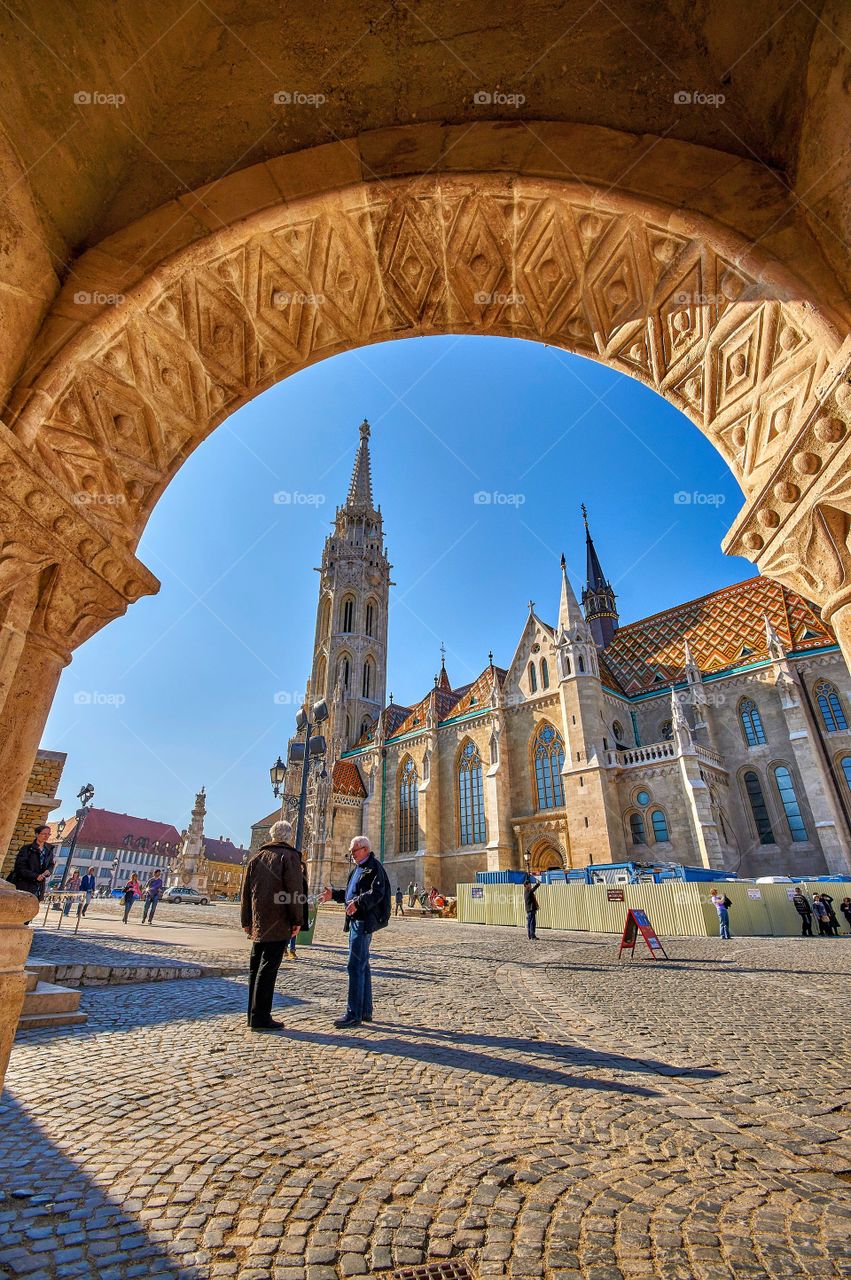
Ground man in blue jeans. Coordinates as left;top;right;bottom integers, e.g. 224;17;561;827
320;836;390;1029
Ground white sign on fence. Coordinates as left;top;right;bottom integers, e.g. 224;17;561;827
747;887;762;899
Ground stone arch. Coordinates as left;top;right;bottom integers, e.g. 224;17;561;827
527;837;565;875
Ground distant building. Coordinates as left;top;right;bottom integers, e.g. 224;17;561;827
203;836;248;897
51;809;182;888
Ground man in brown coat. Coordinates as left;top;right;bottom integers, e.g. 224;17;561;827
241;819;305;1031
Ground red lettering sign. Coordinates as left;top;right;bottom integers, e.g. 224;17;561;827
618;908;668;960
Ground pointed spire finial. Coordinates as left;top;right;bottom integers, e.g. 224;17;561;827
345;418;375;508
581;502;589;530
560;552;566;570
488;649;494;669
389;691;394;705
528;599;535;614
440;641;446;669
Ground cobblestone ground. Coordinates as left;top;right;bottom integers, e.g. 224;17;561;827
2;917;850;1280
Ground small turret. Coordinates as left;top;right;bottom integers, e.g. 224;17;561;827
580;505;619;649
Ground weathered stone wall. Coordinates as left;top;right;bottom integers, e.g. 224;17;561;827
1;748;66;879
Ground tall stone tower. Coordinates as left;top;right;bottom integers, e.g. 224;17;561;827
308;420;391;750
581;504;619;649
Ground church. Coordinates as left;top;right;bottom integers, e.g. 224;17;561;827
273;422;851;894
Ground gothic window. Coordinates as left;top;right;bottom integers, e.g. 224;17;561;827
578;655;585;673
540;657;549;689
629;812;646;845
773;765;808;842
458;740;486;846
362;657;374;699
489;732;499;764
814;680;847;733
314;655;327;700
338;654;351;690
841;756;851;794
365;601;376;637
319;596;331;638
360;717;370;740
564;656;571;676
341;596;355;633
651;810;669;842
612;720;624;742
398;757;419;854
345;714;351;746
533;723;565;810
739;697;767;747
660;719;673;741
743;771;775;844
528;662;538;692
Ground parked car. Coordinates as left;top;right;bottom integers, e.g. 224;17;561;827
161;886;210;905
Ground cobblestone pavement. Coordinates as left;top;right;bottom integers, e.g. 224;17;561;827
3;917;850;1280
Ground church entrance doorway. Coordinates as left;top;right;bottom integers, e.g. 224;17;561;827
527;839;565;876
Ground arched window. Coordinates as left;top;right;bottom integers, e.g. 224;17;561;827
314;655;327;700
365;601;375;637
458;740;486;846
814;680;847;733
533;723;565;810
398;757;419;853
360;717;370;740
319;596;331;638
362;657;374;699
528;662;537;692
345;714;351;745
564;655;571;676
743;771;775;844
612;720;624;742
660;719;673;741
629;812;646;845
841;756;851;793
578;655;585;673
341;596;355;633
773;765;808;842
651;810;669;841
739;697;766;747
540;658;549;689
338;654;351;690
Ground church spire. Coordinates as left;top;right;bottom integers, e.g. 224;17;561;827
558;553;586;634
580;504;619;649
346;419;374;509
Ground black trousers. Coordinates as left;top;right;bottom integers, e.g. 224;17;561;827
799;913;812;936
247;941;286;1026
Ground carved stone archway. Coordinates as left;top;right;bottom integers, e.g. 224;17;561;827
527;837;566;875
0;156;849;862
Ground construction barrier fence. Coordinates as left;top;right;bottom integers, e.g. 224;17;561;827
456;880;846;938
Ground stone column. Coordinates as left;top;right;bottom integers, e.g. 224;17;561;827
0;885;39;1091
828;600;851;675
0;631;68;873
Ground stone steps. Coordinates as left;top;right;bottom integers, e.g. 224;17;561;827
17;975;87;1034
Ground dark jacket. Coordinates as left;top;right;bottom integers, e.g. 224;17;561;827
299;864;310;933
792;893;812;916
79;874;96;894
524;884;539;914
10;842;49;897
331;852;389;934
241;841;304;942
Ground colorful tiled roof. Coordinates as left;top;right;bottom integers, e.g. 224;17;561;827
389;665;507;738
60;808;182;853
602;576;835;695
332;759;366;797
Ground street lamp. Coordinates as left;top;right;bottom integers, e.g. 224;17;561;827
270;699;329;852
58;783;96;889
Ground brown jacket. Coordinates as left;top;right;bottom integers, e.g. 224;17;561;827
240;841;304;942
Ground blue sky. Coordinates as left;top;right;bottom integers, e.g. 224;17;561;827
44;335;752;843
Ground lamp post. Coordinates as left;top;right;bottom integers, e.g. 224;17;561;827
270;699;329;853
58;783;95;889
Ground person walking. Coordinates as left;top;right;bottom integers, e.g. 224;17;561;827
79;868;96;916
286;859;310;960
524;877;540;941
63;868;81;915
320;836;391;1029
394;887;404;917
121;873;141;923
840;896;851;934
710;890;732;940
142;870;164;924
812;894;832;936
240;819;304;1032
9;825;55;901
791;887;813;936
407;880;416;908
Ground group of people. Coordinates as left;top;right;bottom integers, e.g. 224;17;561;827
792;888;851;936
240;821;390;1032
119;871;165;923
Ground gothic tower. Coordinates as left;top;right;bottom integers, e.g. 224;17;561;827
581;504;619;649
308;420;391;751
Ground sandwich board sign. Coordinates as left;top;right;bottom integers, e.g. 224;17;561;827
618;908;668;960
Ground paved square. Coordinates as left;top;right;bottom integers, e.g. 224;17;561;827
2;914;849;1280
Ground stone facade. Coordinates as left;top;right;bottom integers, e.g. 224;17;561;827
1;748;65;878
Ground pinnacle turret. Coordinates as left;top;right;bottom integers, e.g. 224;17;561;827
346;419;375;510
580;504;619;648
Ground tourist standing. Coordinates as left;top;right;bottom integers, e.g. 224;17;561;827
710;890;732;940
240;819;304;1031
394;887;404;917
63;868;81;915
820;891;841;936
524;877;540;941
79;868;96;915
287;859;310;961
407;880;416;908
121;873;141;923
320;836;391;1029
791;887;813;936
142;870;164;924
840;896;851;934
9;825;55;900
812;894;832;936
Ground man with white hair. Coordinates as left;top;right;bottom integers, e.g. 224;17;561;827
241;818;305;1031
319;836;391;1028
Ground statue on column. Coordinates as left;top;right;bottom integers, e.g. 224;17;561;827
169;786;209;892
